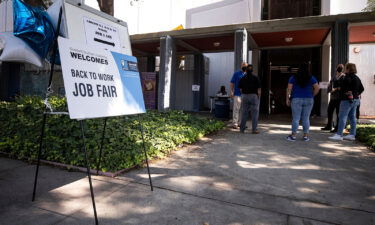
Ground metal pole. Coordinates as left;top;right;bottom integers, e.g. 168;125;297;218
32;113;47;202
32;7;63;202
80;120;99;225
138;117;153;191
96;118;107;175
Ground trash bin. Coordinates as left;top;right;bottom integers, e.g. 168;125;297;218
214;98;230;119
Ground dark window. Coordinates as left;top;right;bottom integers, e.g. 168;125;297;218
261;0;321;20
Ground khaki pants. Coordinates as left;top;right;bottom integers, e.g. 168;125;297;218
232;96;242;126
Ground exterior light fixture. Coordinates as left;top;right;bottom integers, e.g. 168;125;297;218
373;32;375;37
213;42;220;47
353;47;361;54
284;37;293;43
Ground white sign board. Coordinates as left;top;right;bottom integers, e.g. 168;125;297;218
58;37;145;120
63;0;132;55
319;81;329;89
192;85;200;91
83;17;121;51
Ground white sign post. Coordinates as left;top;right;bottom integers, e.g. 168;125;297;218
58;37;145;120
83;17;121;51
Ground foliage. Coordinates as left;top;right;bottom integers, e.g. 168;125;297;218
357;124;375;150
0;96;224;172
363;0;375;12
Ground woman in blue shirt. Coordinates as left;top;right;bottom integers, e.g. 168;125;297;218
286;64;320;141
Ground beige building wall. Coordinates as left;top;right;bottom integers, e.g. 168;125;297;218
349;44;375;117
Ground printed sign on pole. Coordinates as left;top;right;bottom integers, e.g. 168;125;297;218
58;37;145;120
62;0;132;55
319;81;329;89
83;17;121;51
192;85;200;92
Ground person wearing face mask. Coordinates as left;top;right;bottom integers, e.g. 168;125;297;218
230;62;247;129
329;63;364;141
321;64;345;132
238;64;261;134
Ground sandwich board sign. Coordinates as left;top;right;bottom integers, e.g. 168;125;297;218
33;3;152;225
58;37;145;120
61;0;132;55
53;0;144;119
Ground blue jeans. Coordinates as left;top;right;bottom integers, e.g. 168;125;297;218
337;99;360;136
291;98;314;134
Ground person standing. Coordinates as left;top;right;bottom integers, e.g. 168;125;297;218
238;65;261;134
230;62;247;128
329;63;364;141
286;63;320;142
321;64;345;132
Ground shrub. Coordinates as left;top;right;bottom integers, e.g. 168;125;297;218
356;124;375;151
0;96;224;172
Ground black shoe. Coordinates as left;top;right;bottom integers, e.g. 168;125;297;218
330;129;337;133
321;126;331;131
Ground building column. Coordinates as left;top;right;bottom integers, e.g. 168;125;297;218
321;44;331;117
158;35;176;112
331;20;349;78
193;54;205;112
251;49;260;75
234;28;248;71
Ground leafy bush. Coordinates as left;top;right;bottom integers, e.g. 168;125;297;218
357;124;375;151
0;96;224;172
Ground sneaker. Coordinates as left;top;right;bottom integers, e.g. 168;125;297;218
321;126;331;131
343;135;356;141
303;136;310;142
286;135;296;142
328;134;343;141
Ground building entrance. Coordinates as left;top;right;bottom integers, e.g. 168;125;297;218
260;47;322;115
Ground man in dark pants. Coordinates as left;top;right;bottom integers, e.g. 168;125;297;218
238;65;261;134
322;64;344;132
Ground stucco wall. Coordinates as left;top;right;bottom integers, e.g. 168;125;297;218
204;52;234;107
322;0;367;15
186;0;261;29
349;44;375;116
85;0;223;34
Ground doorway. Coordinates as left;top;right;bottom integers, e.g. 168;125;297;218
259;47;322;115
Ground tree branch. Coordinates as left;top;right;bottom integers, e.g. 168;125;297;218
24;0;47;9
97;0;114;16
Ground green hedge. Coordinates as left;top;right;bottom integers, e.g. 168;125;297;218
357;124;375;151
0;96;224;172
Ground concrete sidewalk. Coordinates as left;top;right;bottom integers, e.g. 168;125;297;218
0;121;374;225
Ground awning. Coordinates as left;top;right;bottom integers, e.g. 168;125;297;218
130;12;375;56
